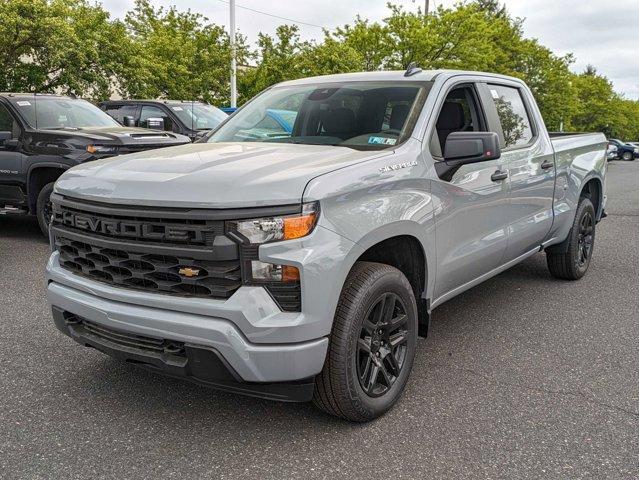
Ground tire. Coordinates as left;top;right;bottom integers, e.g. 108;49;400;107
313;261;418;422
546;197;596;280
622;151;633;161
36;182;55;237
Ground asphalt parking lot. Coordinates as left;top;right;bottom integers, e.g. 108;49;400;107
1;162;637;480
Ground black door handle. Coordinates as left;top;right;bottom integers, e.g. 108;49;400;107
541;160;554;170
491;170;508;182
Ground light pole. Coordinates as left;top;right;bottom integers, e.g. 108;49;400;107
425;0;429;15
229;0;237;108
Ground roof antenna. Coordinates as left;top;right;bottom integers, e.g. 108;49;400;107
404;62;422;77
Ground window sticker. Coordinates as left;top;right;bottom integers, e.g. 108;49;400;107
368;136;397;145
490;89;500;99
16;101;31;106
172;106;184;111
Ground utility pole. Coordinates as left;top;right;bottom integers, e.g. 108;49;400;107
425;0;429;15
229;0;237;108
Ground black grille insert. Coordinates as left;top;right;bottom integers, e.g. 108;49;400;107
55;236;241;299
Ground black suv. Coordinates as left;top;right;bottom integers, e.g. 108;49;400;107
0;93;190;235
99;100;228;141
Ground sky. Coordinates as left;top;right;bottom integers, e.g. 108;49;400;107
103;0;639;100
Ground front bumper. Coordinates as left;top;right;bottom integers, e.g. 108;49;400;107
51;306;316;401
47;280;328;389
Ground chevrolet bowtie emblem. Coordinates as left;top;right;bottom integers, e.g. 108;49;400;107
178;267;201;277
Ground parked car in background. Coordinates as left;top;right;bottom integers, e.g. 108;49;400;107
608;138;638;161
46;70;607;421
607;143;618;161
99;100;228;141
0;93;190;235
234;108;297;140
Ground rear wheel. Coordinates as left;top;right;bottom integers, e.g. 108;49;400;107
546;197;595;280
36;182;55;237
313;262;418;422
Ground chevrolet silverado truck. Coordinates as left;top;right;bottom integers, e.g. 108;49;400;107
0;93;190;235
45;69;607;422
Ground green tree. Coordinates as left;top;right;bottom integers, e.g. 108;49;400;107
238;25;362;102
0;0;130;99
120;0;248;104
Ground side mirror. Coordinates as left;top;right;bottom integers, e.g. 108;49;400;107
436;131;501;181
0;131;18;150
123;115;136;127
146;117;164;130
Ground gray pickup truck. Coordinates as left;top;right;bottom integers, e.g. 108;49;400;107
45;69;607;421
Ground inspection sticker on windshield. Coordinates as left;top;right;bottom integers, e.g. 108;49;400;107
368;136;397;145
16;101;31;107
490;89;500;99
172;106;184;111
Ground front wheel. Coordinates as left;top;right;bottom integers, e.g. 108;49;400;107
313;262;418;422
622;151;633;161
546;197;596;280
36;182;55;237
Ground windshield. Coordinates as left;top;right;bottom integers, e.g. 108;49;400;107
10;97;119;129
206;82;428;150
169;103;228;130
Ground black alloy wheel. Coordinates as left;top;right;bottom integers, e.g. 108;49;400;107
356;293;408;397
576;210;594;269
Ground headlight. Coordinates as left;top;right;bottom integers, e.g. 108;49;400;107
634;148;639;154
231;202;319;244
86;144;118;154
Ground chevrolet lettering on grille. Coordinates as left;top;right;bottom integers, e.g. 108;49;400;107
54;210;206;243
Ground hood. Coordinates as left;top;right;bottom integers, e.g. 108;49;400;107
39;126;190;146
55;142;392;208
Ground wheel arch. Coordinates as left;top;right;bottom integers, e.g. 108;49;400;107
27;164;68;213
349;225;432;336
579;175;604;221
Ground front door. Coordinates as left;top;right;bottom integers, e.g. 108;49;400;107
0;102;23;193
430;84;510;301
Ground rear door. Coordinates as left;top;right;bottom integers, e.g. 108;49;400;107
480;83;555;261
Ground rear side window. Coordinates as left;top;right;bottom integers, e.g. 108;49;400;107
488;85;534;148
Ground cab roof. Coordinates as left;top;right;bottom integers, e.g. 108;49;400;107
277;69;524;87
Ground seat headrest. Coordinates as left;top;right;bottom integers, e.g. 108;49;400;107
389;104;410;131
436;102;465;131
322;107;355;134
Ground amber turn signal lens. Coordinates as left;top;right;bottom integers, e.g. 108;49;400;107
86;145;98;154
283;213;317;240
282;265;300;282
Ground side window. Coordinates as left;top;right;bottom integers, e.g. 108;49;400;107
0;103;19;138
487;85;534;148
432;85;484;156
139;106;172;131
103;104;138;124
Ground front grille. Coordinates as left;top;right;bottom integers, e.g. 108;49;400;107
55;236;241;299
52;197;242;300
51;195;302;311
